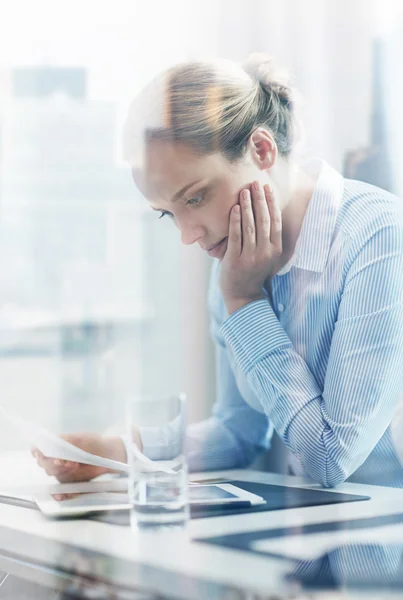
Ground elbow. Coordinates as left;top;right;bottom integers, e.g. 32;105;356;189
300;428;366;488
321;473;347;489
305;455;351;489
324;456;350;488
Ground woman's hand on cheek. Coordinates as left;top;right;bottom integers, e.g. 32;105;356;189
219;181;282;315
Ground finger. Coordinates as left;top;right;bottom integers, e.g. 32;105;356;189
253;181;271;246
36;456;78;476
226;204;242;259
36;455;73;469
264;184;282;251
53;494;65;501
53;493;76;501
45;463;78;477
31;449;72;469
31;447;42;460
240;188;256;254
35;454;51;469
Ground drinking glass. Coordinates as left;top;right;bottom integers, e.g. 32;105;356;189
125;394;188;531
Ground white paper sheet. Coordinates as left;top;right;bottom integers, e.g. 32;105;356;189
0;405;129;472
0;405;176;476
0;476;128;497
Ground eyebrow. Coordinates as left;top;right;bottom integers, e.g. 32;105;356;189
171;179;203;203
150;179;203;211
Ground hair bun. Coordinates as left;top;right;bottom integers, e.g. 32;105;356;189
241;52;293;107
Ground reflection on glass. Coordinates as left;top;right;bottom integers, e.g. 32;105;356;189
288;543;403;590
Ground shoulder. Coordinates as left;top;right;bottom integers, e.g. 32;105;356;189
336;179;403;258
338;179;403;237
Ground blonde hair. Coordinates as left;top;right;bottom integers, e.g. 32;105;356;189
123;53;301;167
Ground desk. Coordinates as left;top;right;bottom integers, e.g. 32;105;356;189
1;451;403;599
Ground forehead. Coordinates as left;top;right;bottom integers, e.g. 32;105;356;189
132;140;230;205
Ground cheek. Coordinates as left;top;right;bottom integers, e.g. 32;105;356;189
215;182;241;216
208;176;245;232
209;202;232;235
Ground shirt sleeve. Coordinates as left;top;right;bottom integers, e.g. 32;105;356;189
138;262;272;471
220;220;403;487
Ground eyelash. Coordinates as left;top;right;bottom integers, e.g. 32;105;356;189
158;192;205;220
158;210;174;220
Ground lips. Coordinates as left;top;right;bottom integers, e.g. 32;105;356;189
206;238;226;252
206;237;228;258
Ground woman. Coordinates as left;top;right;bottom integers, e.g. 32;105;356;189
34;53;403;488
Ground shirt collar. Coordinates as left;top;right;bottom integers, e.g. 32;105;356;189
277;159;345;276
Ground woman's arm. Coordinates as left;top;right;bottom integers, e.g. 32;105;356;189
220;221;403;487
184;327;272;472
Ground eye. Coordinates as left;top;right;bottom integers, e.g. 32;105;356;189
158;210;174;220
186;193;204;206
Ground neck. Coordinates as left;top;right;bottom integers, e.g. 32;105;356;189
275;161;317;272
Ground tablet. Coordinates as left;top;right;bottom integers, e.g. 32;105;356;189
33;483;265;517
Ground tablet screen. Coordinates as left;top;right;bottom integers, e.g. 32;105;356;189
189;485;237;501
56;485;238;508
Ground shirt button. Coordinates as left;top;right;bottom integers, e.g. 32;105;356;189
278;303;285;312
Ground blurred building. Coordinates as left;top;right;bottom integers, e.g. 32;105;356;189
12;66;86;99
343;38;394;192
0;67;146;439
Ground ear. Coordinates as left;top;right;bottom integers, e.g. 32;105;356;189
247;127;277;170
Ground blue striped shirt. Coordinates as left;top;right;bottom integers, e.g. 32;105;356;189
180;159;403;488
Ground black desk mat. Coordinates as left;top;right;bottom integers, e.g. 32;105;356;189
88;480;369;526
196;512;403;561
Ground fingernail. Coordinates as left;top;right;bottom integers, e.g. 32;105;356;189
234;205;240;214
241;189;249;201
253;181;260;191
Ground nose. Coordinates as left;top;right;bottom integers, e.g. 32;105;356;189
179;222;206;246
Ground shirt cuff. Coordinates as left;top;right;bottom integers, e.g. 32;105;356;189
220;299;291;373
